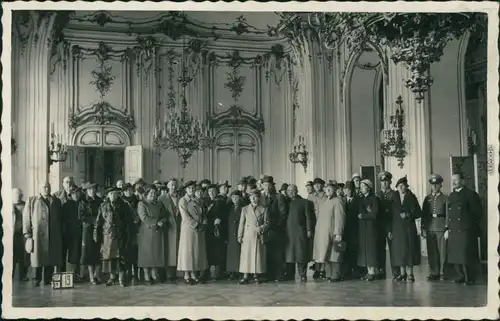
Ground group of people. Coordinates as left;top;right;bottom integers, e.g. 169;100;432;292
13;169;483;288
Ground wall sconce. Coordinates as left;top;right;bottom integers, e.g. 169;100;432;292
289;135;308;171
380;95;407;168
48;124;68;166
467;122;477;155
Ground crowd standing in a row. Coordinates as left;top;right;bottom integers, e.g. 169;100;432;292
13;170;482;287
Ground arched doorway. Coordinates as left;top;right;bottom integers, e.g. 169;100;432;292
345;47;385;189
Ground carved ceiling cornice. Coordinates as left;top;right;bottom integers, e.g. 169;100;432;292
65;10;287;43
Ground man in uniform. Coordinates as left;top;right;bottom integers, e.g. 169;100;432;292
375;171;399;280
446;172;482;285
421;174;448;281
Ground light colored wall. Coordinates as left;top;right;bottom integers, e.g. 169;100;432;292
428;39;464;194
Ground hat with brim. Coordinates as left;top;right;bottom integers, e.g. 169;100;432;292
218;180;232;188
262;175;274;184
106;186;121;194
305;181;313;187
313;178;325;185
207;184;219;190
344;180;355;190
337;183;345;189
326;180;338;187
133;178;146;188
237;177;248;185
378;171;393;182
360;179;373;190
144;184;158;194
279;183;289;192
247;177;258;185
247;189;261;197
122;183;133;191
200;179;211;185
83;182;98;190
230;190;242;197
70;186;82;194
194;184;204;192
429;174;443;185
352;173;361;179
183;180;197;189
396;176;409;188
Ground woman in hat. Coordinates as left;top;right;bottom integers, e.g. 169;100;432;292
81;183;103;284
313;181;345;282
226;190;244;280
237;189;270;284
65;186;85;282
94;186;131;286
177;181;209;285
137;185;168;285
357;179;380;281
121;183;141;284
342;180;361;279
390;176;422;282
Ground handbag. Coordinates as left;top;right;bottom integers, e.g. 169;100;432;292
333;240;346;252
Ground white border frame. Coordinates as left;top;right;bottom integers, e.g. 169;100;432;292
2;1;499;320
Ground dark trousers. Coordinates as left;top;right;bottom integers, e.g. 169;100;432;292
285;262;308;279
379;237;399;277
325;262;341;279
13;264;29;280
266;235;285;280
426;230;447;276
454;264;476;282
34;266;54;282
166;266;177;279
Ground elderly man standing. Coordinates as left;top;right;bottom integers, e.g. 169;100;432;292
284;184;313;282
158;178;182;283
23;182;64;286
13;188;29;282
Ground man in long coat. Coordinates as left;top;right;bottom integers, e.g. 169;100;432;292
375;171;399;279
13;188;29;281
53;176;75;273
23;182;64;286
446;172;483;285
284;185;313;282
158;178;182;282
421;174;448;281
260;175;287;282
309;178;327;279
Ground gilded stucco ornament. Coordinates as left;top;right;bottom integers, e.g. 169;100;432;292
275;12;486;102
69;101;135;131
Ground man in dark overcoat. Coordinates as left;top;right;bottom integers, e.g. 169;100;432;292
446;172;483;285
260;175;288;282
284;185;313;282
421;174;448;281
53;176;75;273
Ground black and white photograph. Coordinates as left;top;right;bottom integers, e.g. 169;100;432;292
1;1;499;320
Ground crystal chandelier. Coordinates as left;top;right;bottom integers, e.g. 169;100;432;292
153;38;214;167
299;12;485;102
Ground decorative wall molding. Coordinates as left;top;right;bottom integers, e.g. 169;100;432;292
72;124;132;147
69;101;135;131
208;105;265;134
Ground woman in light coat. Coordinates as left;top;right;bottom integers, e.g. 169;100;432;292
237;189;270;284
177;181;208;285
313;182;346;282
137;185;168;285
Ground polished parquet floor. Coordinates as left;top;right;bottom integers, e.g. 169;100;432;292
12;259;487;307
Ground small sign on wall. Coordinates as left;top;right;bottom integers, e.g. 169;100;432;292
52;272;74;289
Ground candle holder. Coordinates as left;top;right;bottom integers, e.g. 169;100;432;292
289;135;309;171
48;132;68;166
380;95;407;168
467;124;478;155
